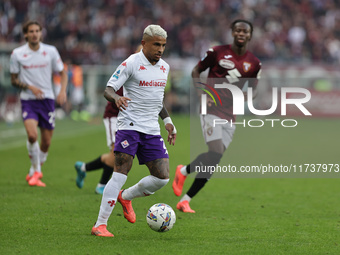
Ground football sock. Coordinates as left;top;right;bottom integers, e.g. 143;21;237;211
85;156;103;171
122;175;169;200
188;151;222;177
185;151;223;198
28;166;35;176
186;178;208;198
95;172;127;227
180;194;192;202
180;165;188;176
27;140;41;173
185;164;191;174
39;150;48;165
99;164;113;185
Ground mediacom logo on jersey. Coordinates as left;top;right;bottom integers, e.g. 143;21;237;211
200;83;312;128
139;79;166;87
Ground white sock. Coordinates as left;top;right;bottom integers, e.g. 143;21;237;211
29;166;35;176
39;150;48;166
180;194;191;202
27;141;41;173
180;165;188;176
122;175;169;200
95;172;127;227
81;163;86;172
97;183;105;188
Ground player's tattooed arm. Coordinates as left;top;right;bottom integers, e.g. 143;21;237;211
11;73;44;99
11;73;29;90
104;86;131;111
158;103;170;120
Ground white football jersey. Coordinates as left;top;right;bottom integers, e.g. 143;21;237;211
10;42;64;100
107;50;170;135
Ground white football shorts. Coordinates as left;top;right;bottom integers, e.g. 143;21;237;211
103;117;118;149
200;114;236;149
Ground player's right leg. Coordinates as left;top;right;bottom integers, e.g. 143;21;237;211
23;118;45;186
92;152;132;236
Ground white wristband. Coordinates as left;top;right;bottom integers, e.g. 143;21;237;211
163;117;177;134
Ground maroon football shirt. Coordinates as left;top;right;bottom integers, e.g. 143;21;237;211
198;44;261;121
103;87;124;118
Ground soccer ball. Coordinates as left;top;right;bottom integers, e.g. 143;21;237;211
146;203;176;232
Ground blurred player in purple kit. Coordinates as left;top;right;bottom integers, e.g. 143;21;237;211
74;87;123;194
10;20;68;187
173;20;262;212
91;25;176;237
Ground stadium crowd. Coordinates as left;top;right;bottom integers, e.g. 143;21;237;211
0;0;339;64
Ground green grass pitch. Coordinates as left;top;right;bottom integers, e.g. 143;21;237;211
0;115;339;254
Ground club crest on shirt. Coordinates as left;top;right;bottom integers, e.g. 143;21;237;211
219;59;235;69
121;140;129;148
207;126;213;136
243;62;251;72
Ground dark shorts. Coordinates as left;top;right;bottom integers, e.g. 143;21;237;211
21;99;55;130
114;130;169;165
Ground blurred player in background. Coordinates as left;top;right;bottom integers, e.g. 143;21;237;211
74;46;142;195
91;25;176;237
10;20;68;187
173;19;262;212
74;87;123;194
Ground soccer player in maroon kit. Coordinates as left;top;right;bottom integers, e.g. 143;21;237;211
173;20;262;213
74;87;123;194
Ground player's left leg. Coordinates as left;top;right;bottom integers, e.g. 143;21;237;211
28;99;55;186
121;133;170;201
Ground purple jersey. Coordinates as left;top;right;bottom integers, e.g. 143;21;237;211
198;44;261;121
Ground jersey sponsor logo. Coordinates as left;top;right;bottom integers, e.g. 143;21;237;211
243;62;251;72
121;140;129;148
160;66;166;73
139;79;166;87
112;70;121;79
22;62;49;69
219;59;235;69
139;65;147;71
226;68;241;83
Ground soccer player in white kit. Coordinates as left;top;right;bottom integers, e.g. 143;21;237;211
10;21;68;187
91;25;177;237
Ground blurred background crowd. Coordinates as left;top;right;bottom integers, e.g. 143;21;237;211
0;0;339;123
1;0;340;64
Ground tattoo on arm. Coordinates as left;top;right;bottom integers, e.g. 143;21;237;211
158;104;170;120
12;78;29;90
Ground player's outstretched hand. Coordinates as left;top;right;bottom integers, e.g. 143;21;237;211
116;96;132;111
165;123;176;145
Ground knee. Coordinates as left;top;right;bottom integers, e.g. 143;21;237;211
151;176;169;190
27;133;38;144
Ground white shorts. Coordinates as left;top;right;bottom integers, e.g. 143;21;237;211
71;87;84;105
103;117;118;149
200;114;236;149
